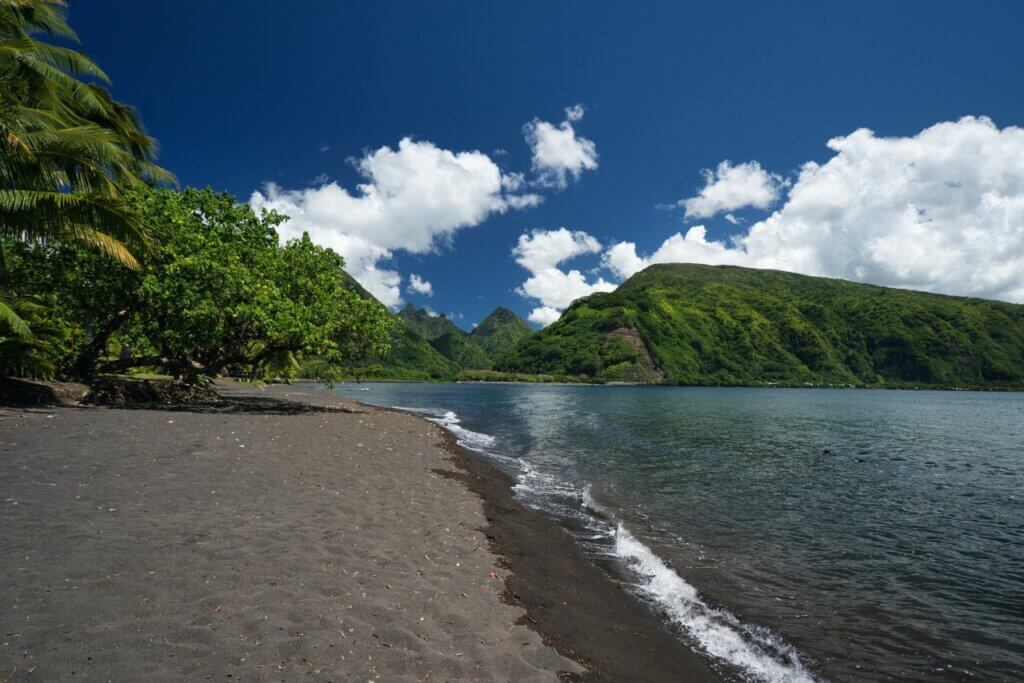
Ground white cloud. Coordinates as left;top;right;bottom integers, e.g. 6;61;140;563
513;227;602;272
250;137;538;307
513;228;616;326
564;103;585;122
604;226;744;279
608;117;1024;303
680;160;785;219
527;306;563;327
524;107;598;189
408;273;433;296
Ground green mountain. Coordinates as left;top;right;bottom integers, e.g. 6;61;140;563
469;307;533;360
327;280;458;379
395;303;487;371
498;263;1024;388
397;303;464;341
374;324;460;379
394;304;532;371
430;332;491;369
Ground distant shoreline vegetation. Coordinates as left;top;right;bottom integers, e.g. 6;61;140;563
295;371;1024;393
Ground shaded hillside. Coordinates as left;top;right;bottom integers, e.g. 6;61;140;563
397;304;464;341
395;304;533;371
498;264;1024;388
431;332;491;369
338;269;376;301
396;303;489;370
469;307;533;360
373;325;460;379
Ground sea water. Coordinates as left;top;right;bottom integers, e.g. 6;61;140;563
328;382;1024;681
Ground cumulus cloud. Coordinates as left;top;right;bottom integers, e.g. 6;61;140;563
513;228;616;326
408;273;433;296
250;137;540;307
609;117;1024;303
527;306;563;327
680;160;785;219
524;106;598;189
604;226;744;279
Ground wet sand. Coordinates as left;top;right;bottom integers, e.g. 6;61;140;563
0;381;716;681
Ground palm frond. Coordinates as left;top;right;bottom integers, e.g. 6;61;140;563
0;0;169;265
1;1;77;41
0;294;32;338
30;41;108;81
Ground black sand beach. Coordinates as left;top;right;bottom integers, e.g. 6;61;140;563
1;381;716;681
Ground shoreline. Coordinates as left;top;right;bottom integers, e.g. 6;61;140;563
290;382;720;680
312;381;823;682
288;387;720;679
306;376;1024;392
396;406;720;682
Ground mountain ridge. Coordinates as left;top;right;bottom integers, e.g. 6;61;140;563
498;263;1024;388
397;303;466;341
468;306;534;361
349;296;534;376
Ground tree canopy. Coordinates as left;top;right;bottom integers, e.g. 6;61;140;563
5;188;394;382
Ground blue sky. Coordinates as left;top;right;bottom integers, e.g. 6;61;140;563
72;1;1024;327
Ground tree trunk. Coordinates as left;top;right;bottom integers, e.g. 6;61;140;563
0;241;9;288
72;309;129;379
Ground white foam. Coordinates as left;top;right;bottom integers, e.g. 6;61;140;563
512;460;577;498
615;525;817;683
426;410;497;452
407;402;816;681
581;484;612;515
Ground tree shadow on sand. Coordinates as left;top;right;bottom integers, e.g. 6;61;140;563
88;394;364;415
1;378;365;415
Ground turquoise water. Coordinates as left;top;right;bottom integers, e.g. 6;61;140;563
326;382;1024;681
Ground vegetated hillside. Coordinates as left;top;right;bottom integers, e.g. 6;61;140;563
397;303;464;341
498;263;1024;388
338;269;376;301
396;303;490;370
394;304;534;371
369;324;460;379
469;307;533;359
430;332;491;370
332;280;458;379
337;295;512;378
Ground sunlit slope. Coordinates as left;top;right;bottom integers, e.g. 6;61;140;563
499;263;1024;388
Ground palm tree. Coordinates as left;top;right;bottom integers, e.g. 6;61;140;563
0;0;172;359
0;292;56;376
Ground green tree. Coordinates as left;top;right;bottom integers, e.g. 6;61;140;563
271;234;394;373
7;188;394;382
